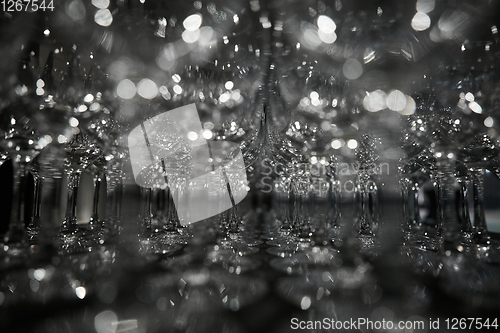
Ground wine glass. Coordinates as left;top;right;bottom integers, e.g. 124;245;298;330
109;0;270;270
0;41;72;265
265;0;409;276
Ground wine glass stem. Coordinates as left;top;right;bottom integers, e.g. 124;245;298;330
28;174;43;236
294;190;311;238
140;187;152;231
356;174;372;236
435;154;459;249
401;178;409;229
332;179;341;225
166;185;179;230
105;162;124;225
472;168;489;242
221;168;240;233
89;173;101;227
5;160;29;243
63;170;81;230
412;181;421;227
459;180;472;235
281;187;292;229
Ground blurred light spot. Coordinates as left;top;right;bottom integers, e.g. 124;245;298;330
300;97;310;108
69;117;79;127
78;104;87;112
318;30;337;44
95;9;113;27
317;15;336;33
172;74;181;83
231;90;242;101
183;14;202;31
469;101;482;114
347;139;358;149
75;286;86;299
15;85;28;96
187;131;198;141
302;25;322;49
229;299;240;311
33;268;46;281
465;92;474;102
321;121;330;131
90;102;100;111
94;310;118;333
416;0;435;13
182;29;200;43
159;86;168;94
38;135;53;148
203;129;213;139
219;92;230;103
310;91;319;100
363;90;387;112
43;29;50;36
84;94;94;103
207;2;216;13
386;90;406;111
198;26;215;46
137;79;158;99
331;139;342;149
117;79;136;99
438;10;469;36
343;58;363;80
225;81;234;90
173;85;183;94
233;14;239;24
36;88;44;96
260;16;272;29
399;96;416;115
92;0;109;9
412;12;431;31
300;296;311;310
67;0;86;21
484;116;494;127
250;0;260;12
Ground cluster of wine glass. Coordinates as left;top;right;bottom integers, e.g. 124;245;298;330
0;39;126;260
1;0;500;331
